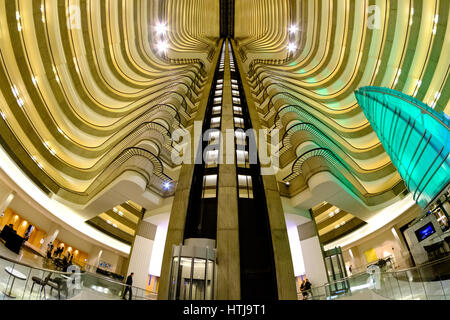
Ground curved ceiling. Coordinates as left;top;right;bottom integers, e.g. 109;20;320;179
0;0;448;245
235;0;449;220
0;0;219;221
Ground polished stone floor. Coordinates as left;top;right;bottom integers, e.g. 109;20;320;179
0;241;63;300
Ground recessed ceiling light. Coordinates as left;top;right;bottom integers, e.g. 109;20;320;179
287;43;297;52
155;22;167;35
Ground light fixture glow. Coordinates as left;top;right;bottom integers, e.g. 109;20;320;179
157;40;168;54
287;43;297;52
163;181;171;190
289;25;298;33
155;22;167;35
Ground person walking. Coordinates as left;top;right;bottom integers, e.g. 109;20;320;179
122;272;134;300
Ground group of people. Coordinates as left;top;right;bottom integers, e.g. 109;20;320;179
300;278;312;300
46;241;74;271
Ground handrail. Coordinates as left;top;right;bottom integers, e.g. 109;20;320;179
307;252;450;296
0;252;155;296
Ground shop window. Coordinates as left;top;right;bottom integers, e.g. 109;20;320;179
205;150;219;168
235;130;247;146
202;175;217;198
237;175;253;198
212;106;221;115
236;150;249;168
233;106;242;115
210;117;221;128
234;117;244;128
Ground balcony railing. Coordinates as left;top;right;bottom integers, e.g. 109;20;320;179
0;253;157;300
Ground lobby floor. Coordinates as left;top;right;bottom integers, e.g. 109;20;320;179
0;241;61;300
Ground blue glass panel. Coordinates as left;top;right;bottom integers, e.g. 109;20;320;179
355;86;450;208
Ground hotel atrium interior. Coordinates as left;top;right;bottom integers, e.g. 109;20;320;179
0;0;448;301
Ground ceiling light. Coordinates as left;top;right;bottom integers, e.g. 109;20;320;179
118;211;124;217
112;224;117;228
289;25;298;33
335;208;340;214
106;220;112;225
163;181;171;190
287;43;297;52
285;181;290;187
157;40;168;54
11;86;19;98
155;22;167;35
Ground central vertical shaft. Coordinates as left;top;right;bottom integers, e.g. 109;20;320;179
215;39;241;299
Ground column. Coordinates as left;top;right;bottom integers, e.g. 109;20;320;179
126;220;157;289
40;223;60;256
216;40;240;299
158;42;222;299
232;39;297;299
86;247;103;272
298;221;328;287
0;190;15;216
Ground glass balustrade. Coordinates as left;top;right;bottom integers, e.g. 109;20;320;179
0;254;157;300
301;254;450;300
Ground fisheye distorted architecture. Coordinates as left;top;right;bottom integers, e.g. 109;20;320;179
0;0;448;301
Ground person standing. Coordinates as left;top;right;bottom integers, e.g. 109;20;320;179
300;279;307;299
47;242;54;258
349;265;353;275
122;272;134;300
304;278;312;296
24;224;34;241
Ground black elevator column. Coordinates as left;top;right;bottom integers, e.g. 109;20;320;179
227;42;278;300
220;0;235;38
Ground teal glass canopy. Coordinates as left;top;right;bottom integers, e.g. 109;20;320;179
355;86;450;209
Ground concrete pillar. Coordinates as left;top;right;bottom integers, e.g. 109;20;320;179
298;221;328;287
0;190;15;216
86;247;103;272
40;223;60;256
126;220;157;289
158;42;222;299
215;40;241;299
232;39;297;299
